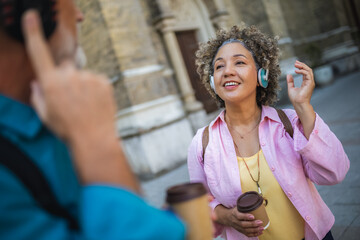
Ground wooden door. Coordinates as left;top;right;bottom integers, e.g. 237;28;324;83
176;30;218;113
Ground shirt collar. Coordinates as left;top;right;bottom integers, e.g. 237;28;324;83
209;109;225;128
0;94;42;139
261;105;283;123
209;105;283;128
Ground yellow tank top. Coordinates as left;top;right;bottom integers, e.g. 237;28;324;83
237;150;305;240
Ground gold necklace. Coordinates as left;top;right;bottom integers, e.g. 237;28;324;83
231;122;260;139
233;141;263;195
234;141;268;205
226;113;261;139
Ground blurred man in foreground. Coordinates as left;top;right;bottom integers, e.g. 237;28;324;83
0;1;185;239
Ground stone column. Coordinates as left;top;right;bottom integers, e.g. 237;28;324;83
157;19;203;112
203;0;230;30
94;0;194;177
153;2;203;113
333;0;358;44
210;11;229;30
261;0;298;105
98;0;157;73
261;0;295;61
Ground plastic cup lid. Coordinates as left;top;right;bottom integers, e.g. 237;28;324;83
166;182;207;204
237;191;263;213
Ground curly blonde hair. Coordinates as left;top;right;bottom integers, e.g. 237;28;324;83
195;25;281;107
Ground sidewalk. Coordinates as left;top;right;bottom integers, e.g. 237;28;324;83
141;71;360;239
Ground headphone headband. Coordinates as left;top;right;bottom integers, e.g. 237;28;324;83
0;0;57;42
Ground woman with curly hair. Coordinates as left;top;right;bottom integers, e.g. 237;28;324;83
187;25;349;240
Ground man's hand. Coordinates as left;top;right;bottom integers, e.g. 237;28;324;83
22;10;139;191
23;10;115;143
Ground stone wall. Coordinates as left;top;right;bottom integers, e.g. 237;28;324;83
77;0;132;110
77;0;196;178
77;0;121;77
228;0;273;34
279;0;356;65
76;0;359;178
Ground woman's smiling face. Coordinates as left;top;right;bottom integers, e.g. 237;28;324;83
213;42;258;106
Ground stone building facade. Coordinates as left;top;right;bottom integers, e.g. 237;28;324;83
77;0;360;179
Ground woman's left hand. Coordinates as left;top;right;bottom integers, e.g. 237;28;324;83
286;60;315;106
286;60;316;139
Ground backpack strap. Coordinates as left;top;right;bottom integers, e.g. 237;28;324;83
201;126;209;161
276;109;294;138
201;109;294;162
0;134;80;231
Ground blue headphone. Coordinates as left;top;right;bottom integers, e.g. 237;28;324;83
258;68;269;88
209;68;269;93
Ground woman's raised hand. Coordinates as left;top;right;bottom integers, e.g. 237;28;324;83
286;60;316;139
286;60;315;106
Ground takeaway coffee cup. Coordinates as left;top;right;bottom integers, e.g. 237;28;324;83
166;182;213;240
237;191;270;229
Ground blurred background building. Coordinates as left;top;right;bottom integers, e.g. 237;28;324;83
77;0;360;179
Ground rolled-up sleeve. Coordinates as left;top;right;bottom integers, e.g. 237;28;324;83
293;113;350;185
80;185;186;240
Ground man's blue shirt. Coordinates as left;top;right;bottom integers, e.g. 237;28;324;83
0;94;185;240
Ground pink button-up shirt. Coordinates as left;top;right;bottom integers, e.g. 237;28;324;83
187;106;349;240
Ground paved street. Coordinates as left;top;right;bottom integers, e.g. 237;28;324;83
141;70;360;239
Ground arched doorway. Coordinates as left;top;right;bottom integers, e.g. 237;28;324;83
176;30;218;113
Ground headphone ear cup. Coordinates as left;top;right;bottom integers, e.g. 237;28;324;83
258;68;269;88
0;0;57;42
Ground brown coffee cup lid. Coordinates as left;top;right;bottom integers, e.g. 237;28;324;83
237;191;263;213
166;182;207;204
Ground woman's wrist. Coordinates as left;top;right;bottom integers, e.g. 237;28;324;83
293;102;316;139
293;101;312;113
214;205;231;226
